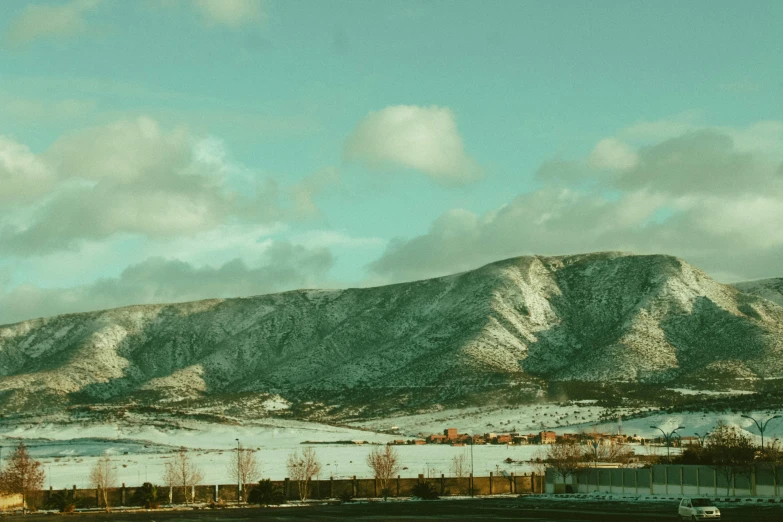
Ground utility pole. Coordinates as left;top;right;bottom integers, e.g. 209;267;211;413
236;438;241;503
741;414;781;449
469;436;475;497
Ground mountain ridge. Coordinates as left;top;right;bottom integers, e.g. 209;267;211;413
1;252;782;416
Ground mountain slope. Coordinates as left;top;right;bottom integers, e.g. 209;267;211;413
1;252;782;415
733;278;783;307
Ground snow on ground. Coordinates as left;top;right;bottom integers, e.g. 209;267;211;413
563;409;783;443
666;388;755;396
25;442;543;490
2;404;782;490
350;403;617;437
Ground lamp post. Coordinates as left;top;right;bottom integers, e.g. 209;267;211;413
772;438;780;452
590;441;599;468
468;435;475;497
741;414;781;449
236;438;241;503
650;425;685;463
694;432;710;448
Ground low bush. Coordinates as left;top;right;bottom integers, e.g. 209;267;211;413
410;481;439;500
247;479;286;506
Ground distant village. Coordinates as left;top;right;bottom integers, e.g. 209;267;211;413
388;427;695;446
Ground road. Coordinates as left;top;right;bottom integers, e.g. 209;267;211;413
3;497;782;521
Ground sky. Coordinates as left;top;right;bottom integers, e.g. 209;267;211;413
0;0;782;325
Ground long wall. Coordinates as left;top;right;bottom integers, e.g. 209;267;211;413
27;473;546;509
545;465;783;498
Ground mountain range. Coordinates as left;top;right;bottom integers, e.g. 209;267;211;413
1;252;782;417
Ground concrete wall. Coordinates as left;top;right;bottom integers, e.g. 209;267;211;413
545;465;782;498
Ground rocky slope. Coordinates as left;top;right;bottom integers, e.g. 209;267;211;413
1;252;782;415
733;278;783;307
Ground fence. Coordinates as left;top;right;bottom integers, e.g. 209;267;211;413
545;465;783;498
29;472;546;509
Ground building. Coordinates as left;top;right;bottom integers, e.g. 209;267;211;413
537;431;557;444
444;428;459;440
427;433;448;444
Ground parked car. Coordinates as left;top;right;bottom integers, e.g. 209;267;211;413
678;497;721;519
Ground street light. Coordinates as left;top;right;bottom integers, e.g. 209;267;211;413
469;435;475;497
236;438;241;504
590;440;599;468
650;425;685;463
694;432;710;448
741;414;781;449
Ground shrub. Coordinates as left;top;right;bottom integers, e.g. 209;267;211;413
45;490;79;513
132;482;160;509
337;490;354;503
247;479;286;506
410;481;439;500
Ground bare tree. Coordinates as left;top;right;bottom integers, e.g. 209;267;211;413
450;451;468;478
163;448;203;504
450;450;470;494
595;439;635;466
759;442;782;497
546;441;586;487
286;447;321;502
227;444;261;502
0;442;45;513
706;420;756;494
366;445;401;500
89;456;117;511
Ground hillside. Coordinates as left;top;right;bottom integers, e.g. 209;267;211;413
1;252;783;417
733;278;783;307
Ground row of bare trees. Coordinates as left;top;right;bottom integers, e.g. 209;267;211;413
3;441;530;509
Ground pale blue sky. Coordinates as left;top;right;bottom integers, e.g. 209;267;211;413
1;0;782;324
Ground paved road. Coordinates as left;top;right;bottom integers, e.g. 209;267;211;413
3;497;782;521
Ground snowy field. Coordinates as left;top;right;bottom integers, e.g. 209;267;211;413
1;404;781;490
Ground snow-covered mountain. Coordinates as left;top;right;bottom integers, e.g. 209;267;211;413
2;252;782;415
733;277;783;307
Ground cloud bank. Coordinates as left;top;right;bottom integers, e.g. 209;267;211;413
0;241;332;325
368;121;783;284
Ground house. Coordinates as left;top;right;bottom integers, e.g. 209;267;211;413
537;431;557;444
495;434;513;444
427;433;448;444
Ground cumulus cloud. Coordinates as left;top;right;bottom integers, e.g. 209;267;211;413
192;0;266;27
0;136;57;205
344;105;481;184
589;138;639;171
0;241;332;325
4;0;101;46
0;116;330;255
369;122;783;284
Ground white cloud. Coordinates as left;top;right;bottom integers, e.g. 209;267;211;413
0;241;332;325
368;122;783;284
4;0;102;46
0;136;57;205
0;116;331;255
589;138;638;171
192;0;266;28
344;105;481;184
